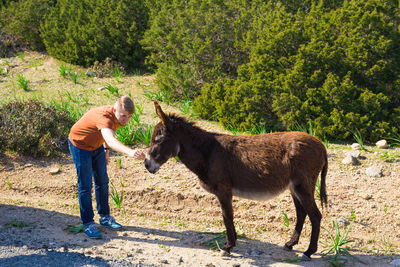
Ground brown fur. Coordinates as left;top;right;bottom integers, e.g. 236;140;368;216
145;101;328;259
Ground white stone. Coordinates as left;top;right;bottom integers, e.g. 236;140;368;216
351;143;361;150
342;155;359;165
346;150;361;158
376;139;387;149
366;166;383;178
49;166;60;175
97;86;105;91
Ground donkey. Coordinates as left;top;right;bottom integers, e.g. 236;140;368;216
144;101;328;261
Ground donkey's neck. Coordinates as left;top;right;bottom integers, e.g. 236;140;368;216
176;123;217;179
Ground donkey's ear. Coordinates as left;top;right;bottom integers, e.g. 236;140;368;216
154;101;171;128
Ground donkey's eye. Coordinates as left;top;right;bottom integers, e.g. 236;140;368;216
154;135;163;143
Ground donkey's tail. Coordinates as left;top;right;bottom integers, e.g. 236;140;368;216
320;152;328;209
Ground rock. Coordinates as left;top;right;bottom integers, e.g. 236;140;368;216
97;86;105;91
3;67;8;74
338;216;349;225
366;166;383;177
49;167;60;175
376;139;387;149
178;257;184;264
351;143;361;150
342;155;359;165
24;163;33;168
361;194;372;200
346;150;361;158
85;70;94;77
160;260;168;264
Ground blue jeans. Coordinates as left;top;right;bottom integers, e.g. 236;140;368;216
68;139;110;225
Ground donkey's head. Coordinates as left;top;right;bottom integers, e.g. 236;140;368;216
144;101;180;173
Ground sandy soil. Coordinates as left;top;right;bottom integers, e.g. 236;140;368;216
0;142;400;267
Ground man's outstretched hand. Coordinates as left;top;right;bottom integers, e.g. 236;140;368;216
130;149;145;161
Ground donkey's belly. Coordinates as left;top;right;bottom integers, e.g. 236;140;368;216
232;186;288;201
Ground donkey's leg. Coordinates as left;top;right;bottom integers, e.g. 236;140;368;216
292;184;322;260
284;193;307;251
215;189;236;253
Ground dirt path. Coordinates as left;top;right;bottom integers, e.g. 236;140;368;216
1;144;400;266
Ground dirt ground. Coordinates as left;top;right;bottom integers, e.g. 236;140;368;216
0;140;400;266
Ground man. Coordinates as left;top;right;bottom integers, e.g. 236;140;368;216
68;95;145;238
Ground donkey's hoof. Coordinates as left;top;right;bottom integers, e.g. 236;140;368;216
301;254;311;261
283;244;292;251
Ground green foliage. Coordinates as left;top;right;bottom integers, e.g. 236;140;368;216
5;220;31;228
142;0;254;100
16;74;29;91
40;0;148;69
0;0;54;50
110;180;124;209
65;224;84;234
166;0;400;142
322;220;361;267
0;100;74;156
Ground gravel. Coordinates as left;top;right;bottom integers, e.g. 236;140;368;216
0;246;156;267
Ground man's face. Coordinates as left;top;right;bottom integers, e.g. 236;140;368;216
114;107;132;126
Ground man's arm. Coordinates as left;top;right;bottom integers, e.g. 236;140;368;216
101;128;145;160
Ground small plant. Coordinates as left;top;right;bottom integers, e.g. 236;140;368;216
17;74;29;91
295;121;316;136
179;99;194;116
321;220;360;267
6;177;12;189
379;151;396;162
350;208;356;221
315;178;321;201
116;157;122;168
66;92;88;105
105;84;119;96
59;64;67;78
15;52;24;61
110;180;124;209
70;72;78;84
351;129;366;151
388;132;400;147
246;124;268;135
201;230;246;251
5;220;30;227
323;139;330;148
111;67;122;82
65;224;84;234
282;212;290;227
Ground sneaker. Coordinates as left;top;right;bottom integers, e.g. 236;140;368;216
84;223;102;239
99;215;122;229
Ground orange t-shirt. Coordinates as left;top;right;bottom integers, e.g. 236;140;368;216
68;105;120;151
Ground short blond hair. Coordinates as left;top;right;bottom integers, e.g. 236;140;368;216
116;95;135;114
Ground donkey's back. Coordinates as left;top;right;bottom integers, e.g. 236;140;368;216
213;131;327;201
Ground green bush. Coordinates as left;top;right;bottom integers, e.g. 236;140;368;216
0;100;74;156
0;0;54;50
142;0;254;100
40;0;148;69
194;0;400;142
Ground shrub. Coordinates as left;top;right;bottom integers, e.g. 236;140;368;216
0;100;74;156
194;0;400;142
40;0;148;69
91;58;126;78
142;0;254;100
0;0;54;50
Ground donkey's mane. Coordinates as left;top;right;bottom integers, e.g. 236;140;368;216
167;113;221;143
